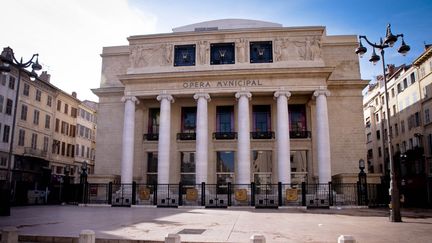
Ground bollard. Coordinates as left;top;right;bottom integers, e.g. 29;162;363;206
338;235;356;243
250;234;266;243
79;230;95;243
165;233;181;243
1;227;18;243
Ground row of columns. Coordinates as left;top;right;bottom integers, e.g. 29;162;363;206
120;89;331;185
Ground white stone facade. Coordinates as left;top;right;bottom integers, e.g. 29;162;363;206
92;19;367;185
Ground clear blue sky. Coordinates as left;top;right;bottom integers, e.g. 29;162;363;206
2;0;431;101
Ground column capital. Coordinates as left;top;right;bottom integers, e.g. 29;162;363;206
193;92;211;101
235;91;252;100
274;91;291;99
121;96;139;104
157;94;174;103
313;89;331;98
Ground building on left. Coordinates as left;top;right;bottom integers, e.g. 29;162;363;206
0;47;98;204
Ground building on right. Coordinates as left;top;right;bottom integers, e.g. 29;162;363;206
363;44;432;207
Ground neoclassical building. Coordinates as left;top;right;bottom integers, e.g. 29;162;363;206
92;19;367;186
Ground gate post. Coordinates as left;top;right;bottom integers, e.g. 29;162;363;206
132;181;136;205
278;182;282;206
328;182;333;206
301;182;306;206
108;182;112;205
153;183;158;206
227;182;232;206
251;182;255;206
201;182;205;206
178;182;183;206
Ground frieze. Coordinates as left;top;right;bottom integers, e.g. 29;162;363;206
274;36;322;61
182;80;263;89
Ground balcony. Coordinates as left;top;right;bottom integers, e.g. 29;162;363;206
213;132;237;140
24;147;47;158
177;132;196;140
251;131;275;139
289;131;311;139
143;133;159;141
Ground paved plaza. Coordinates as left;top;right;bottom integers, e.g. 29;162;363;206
1;206;432;242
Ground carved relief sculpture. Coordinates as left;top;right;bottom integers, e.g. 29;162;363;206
198;40;209;65
130;44;173;68
236;38;247;63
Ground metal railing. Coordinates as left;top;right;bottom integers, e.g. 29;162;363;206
10;182;383;208
24;147;47;158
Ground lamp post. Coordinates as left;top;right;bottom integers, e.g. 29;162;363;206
358;159;368;205
0;47;42;216
355;24;410;222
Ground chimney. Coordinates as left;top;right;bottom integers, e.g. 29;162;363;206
72;92;77;98
39;71;51;83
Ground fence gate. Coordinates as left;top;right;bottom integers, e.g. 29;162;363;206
206;184;228;208
255;184;278;208
111;184;132;207
305;183;331;208
157;184;179;207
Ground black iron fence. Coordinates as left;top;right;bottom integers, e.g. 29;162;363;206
10;182;389;208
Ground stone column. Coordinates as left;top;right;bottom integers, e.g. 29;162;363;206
120;96;138;184
235;91;252;184
157;94;174;184
313;89;331;183
194;93;211;184
274;91;291;184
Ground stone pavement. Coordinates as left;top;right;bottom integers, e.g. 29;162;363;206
1;205;432;242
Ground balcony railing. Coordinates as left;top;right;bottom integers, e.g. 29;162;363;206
143;133;159;141
177;132;196;140
24;147;47;158
213;132;237;140
251;131;275;139
289;131;311;139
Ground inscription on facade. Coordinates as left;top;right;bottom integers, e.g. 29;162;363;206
182;80;263;89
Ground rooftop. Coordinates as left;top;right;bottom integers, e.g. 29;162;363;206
172;19;282;32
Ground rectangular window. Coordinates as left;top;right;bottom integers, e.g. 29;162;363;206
18;129;25;146
55;119;60;132
0;74;6;85
401;120;405;133
425;109;430;124
410;72;416;83
250;41;273;63
148;108;160;134
210;43;235;65
367;149;373;159
66;144;71;157
86;147;90;158
47;96;52;107
2;125;10;142
174;44;196;66
61;142;66;156
252;150;272;185
395;123;399;136
21;104;27;121
147;152;158;185
252;105;271;132
403;78;408;89
57;100;61;111
180;152;196;185
33;110;40;125
71;145;75;158
393;105;396;116
6;99;13;115
216;151;235;186
64;104;68;114
0;157;6;167
70;125;76;137
181;107;196;133
8;76;15;90
75;144;79;156
216;106;234;132
43;136;49;152
397;83;402;93
289;105;307;132
31;133;37;149
376;130;381;140
71;107;77;118
23;83;30;96
81;145;85;157
367;133;372;143
391;88;395;98
0;95;3;113
35;89;41;101
378;147;382;157
45;115;50;129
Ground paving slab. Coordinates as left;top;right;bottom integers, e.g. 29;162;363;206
1;206;432;242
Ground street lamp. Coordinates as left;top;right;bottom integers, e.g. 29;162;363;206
358;159;368;205
355;24;410;222
0;47;42;216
